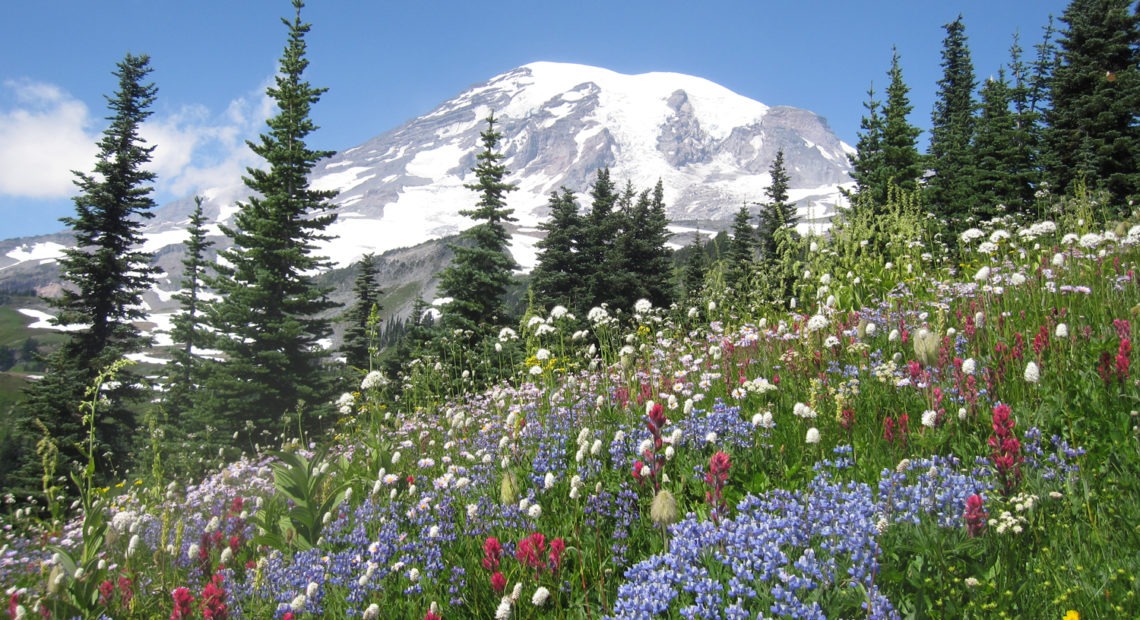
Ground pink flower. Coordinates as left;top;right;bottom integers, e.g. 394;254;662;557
549;537;566;570
482;537;502;571
490;571;507;593
170;587;195;620
516;532;548;574
964;494;987;537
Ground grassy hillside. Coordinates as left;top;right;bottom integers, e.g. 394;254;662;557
1;208;1138;619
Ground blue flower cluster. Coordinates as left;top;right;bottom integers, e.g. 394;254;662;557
674;399;755;451
609;466;899;620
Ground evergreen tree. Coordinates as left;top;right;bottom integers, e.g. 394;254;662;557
881;48;925;197
682;233;709;301
726;204;757;289
757;150;798;262
974;71;1028;218
578;169;622;315
530;188;584;311
341;254;383;371
17;53;160;485
848;83;886;204
164;196;214;418
1004;32;1045;215
927;15;977;244
202;0;340;441
609;180;675;310
437;114;519;336
1045;0;1140;212
641;180;676;308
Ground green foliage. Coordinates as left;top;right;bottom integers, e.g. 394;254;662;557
927;14;978;246
254;447;349;550
163;196;213;424
1046;0;1140;213
341;253;383;371
202;0;340;442
726;204;757;289
14;53;159;489
530;188;585;310
438;114;519;338
881;48;924;200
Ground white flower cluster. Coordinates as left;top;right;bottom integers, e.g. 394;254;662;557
793;402;817;419
361;370;386;391
805;314;829;333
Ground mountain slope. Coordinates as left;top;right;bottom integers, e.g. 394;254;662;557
2;62;853;324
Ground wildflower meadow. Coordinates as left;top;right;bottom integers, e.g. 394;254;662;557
3;206;1139;619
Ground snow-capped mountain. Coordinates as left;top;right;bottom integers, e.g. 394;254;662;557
1;61;853;322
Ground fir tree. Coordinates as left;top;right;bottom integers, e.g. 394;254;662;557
726;204;757;289
1004;32;1045;215
927;15;977;244
437;114;519;337
1045;0;1140;212
202;0;340;441
848;83;886;204
579;169;621;315
609;180;675;310
757;150;798;262
881;48;924;197
16;53;160;487
164;196;214;418
341;254;383;371
682;233;709;302
530;188;584;311
974;71;1028;218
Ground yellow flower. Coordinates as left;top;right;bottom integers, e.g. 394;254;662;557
1063;610;1079;620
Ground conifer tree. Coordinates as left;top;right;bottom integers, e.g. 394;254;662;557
164;196;214;418
849;83;886;204
974;71;1028;218
530;188;584;311
927;15;977;244
1045;0;1140;211
202;0;340;441
438;114;519;336
1004;33;1045;215
15;53;160;487
579;169;621;315
609;180;675;310
682;233;709;302
881;48;924;198
341;254;383;371
726;204;757;289
757;150;798;262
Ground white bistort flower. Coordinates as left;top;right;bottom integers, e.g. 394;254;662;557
1024;361;1041;384
962;358;977;376
806;314;829;333
974;266;991;283
805;427;821;444
532;586;551;607
921;410;938;428
1056;323;1068;339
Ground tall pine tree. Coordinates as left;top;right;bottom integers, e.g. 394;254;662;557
974;71;1028;218
927;15;977;244
881;48;924;198
202;0;340;441
757;149;798;262
726;204;757;289
848;83;886;205
16;53;160;487
438;114;519;336
163;196;214;419
341;254;383;371
579;169;622;315
609;180;674;310
530;188;584;311
1045;0;1140;212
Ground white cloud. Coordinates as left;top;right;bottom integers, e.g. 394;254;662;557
0;77;275;203
0;79;98;198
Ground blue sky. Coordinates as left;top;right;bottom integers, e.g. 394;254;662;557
0;0;1069;239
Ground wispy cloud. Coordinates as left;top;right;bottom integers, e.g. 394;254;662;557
0;79;97;198
0;77;274;203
